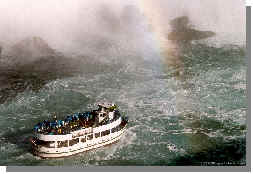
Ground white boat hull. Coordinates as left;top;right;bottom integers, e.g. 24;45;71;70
32;127;126;158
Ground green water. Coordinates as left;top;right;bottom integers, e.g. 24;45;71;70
0;43;247;166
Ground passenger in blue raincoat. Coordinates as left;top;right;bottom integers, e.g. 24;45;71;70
34;125;40;132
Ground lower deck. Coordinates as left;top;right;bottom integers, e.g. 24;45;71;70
32;119;127;158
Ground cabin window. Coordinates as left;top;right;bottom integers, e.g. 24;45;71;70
81;137;86;143
57;140;68;148
101;130;110;136
87;134;93;140
69;138;79;146
111;125;121;133
35;140;55;148
95;133;100;138
111;127;116;133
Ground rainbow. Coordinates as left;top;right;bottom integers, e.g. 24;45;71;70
137;0;180;67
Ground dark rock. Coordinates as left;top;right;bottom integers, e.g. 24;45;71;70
9;36;55;60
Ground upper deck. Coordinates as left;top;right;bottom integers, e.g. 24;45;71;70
33;103;120;137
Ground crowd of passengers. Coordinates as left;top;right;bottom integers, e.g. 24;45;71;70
33;112;96;135
33;109;120;135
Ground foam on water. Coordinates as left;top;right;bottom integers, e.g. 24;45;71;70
0;42;247;166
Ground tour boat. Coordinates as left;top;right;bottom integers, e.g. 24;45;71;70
31;103;128;158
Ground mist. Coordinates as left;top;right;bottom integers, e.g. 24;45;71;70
0;0;245;58
0;0;148;58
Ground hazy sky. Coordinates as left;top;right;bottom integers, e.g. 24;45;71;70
0;0;246;55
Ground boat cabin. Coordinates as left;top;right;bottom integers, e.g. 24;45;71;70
97;103;116;123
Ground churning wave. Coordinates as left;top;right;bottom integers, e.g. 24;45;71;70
0;42;247;166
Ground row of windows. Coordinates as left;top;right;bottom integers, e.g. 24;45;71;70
36;124;123;148
68;127;118;146
73;121;121;138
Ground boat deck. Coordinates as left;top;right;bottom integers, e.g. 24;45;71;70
34;110;121;135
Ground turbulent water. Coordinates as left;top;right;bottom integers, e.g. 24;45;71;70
0;42;247;166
